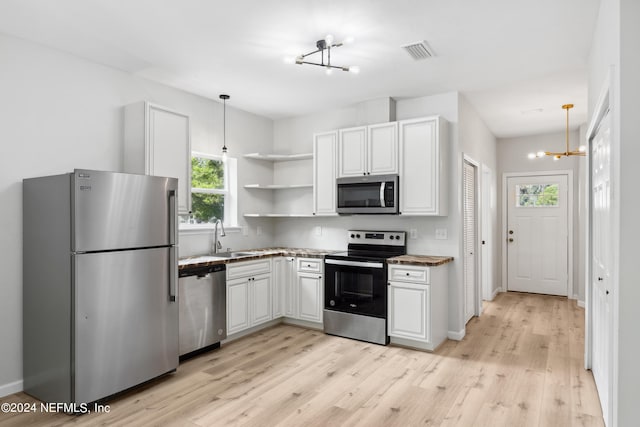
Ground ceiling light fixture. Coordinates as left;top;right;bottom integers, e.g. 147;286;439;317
528;104;586;160
219;94;230;161
287;35;359;74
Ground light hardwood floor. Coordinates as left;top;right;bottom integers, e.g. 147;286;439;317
0;292;603;426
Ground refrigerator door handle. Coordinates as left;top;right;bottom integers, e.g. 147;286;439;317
169;246;177;302
168;189;177;245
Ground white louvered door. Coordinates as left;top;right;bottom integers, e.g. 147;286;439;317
463;160;477;323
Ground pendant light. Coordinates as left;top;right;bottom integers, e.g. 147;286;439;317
528;104;586;160
220;94;230;161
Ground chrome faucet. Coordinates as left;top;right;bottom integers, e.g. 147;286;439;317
213;219;226;254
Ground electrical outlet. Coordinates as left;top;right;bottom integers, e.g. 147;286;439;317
409;229;418;239
256;226;263;236
242;226;248;236
314;226;322;236
435;228;448;240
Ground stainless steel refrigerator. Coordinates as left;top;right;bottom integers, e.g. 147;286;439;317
23;169;179;404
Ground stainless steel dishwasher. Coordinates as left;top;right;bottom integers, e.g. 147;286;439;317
178;263;226;359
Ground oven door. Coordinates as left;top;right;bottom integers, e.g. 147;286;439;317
324;258;387;318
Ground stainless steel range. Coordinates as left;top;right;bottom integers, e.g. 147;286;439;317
324;230;406;345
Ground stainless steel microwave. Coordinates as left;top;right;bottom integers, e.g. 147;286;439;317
336;174;399;214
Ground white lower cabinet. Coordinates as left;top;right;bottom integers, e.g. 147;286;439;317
388;264;448;351
273;257;323;324
388;281;430;342
226;260;272;335
297;272;323;323
272;256;295;318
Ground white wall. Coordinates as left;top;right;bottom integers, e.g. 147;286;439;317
0;34;274;396
496;130;583;301
272;91;498;339
588;0;640;425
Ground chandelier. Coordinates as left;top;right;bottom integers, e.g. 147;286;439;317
528;104;586;160
286;35;359;75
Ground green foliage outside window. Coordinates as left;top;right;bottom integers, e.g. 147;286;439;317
516;184;559;207
191;157;225;223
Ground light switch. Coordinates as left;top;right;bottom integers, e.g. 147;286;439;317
435;228;448;240
409;229;418;239
314;226;322;236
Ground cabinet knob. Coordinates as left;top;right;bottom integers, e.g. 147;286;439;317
406;273;410;276
508;238;514;242
598;277;603;281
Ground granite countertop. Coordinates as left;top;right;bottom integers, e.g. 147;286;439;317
179;247;339;270
387;255;454;266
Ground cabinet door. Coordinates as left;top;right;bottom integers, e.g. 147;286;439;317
338;126;367;177
399;117;447;215
147;104;191;215
368;122;398;175
227;278;249;335
313;132;337;215
297;273;323;323
271;257;286;318
284;258;297;317
388;281;430;342
251;274;272;327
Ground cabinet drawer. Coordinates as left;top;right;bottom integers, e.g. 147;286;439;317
388;264;430;284
297;258;323;273
227;259;271;280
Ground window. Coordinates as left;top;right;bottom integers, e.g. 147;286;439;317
184;151;237;227
515;183;559;207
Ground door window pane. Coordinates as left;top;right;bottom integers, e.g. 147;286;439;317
515;184;559;207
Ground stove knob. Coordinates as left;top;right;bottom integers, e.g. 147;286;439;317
356;234;361;239
396;235;401;240
350;234;355;238
389;235;394;240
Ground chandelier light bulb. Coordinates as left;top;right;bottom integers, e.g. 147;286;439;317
348;65;360;74
343;36;355;44
283;56;295;64
325;67;333;76
536;151;545;158
325;34;334;46
579;145;587;152
528;153;536;159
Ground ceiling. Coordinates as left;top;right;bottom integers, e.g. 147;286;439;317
0;0;600;138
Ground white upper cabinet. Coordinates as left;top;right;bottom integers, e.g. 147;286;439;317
399;116;448;216
338;123;398;177
124;102;191;215
313;131;338;216
367;122;398;175
338;126;367;177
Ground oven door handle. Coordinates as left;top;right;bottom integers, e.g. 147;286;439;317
380;182;386;208
325;259;385;269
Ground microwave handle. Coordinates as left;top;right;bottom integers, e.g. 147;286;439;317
380;182;386;208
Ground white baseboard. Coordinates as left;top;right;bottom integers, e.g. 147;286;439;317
447;329;465;341
0;379;23;398
577;300;585;308
490;287;502;300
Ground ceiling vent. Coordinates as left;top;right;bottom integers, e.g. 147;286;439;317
401;41;434;60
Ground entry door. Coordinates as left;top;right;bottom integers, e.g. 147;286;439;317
463;160;478;323
507;174;568;295
591;110;612;421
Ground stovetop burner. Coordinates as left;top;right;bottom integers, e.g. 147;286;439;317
325;230;407;261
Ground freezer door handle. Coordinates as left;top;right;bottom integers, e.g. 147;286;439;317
169;246;177;302
168;189;177;245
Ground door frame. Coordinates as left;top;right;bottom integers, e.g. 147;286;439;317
481;164;494;301
584;67;615;427
462;154;482;319
501;170;574;298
